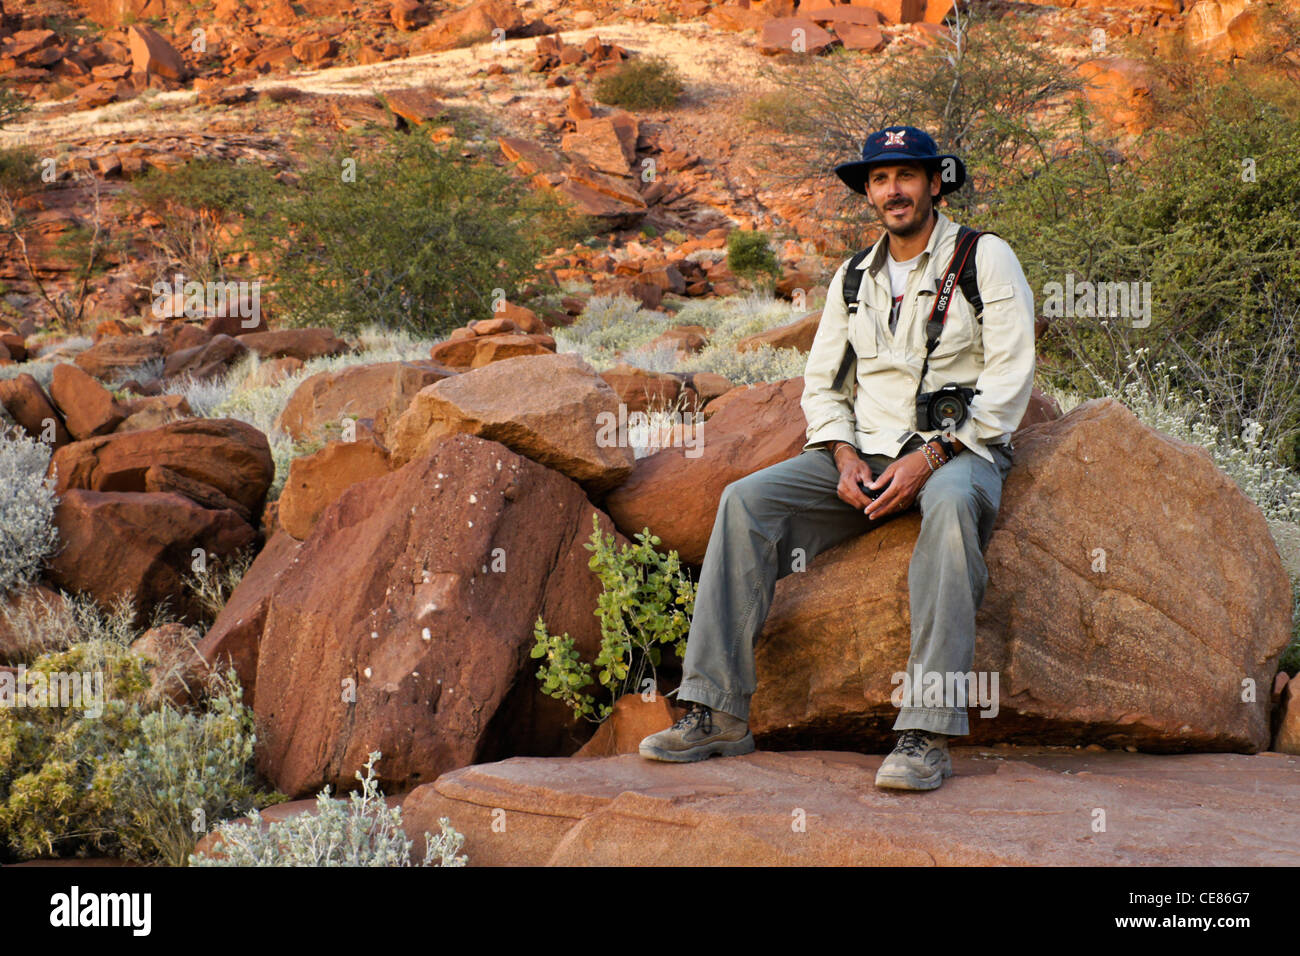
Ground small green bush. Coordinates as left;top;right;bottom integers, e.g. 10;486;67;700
593;55;685;111
726;230;782;290
190;751;467;866
532;512;696;722
245;129;577;338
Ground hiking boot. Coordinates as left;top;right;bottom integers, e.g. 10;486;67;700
638;701;755;762
874;728;953;790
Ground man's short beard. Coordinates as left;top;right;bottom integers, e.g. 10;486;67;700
880;194;935;238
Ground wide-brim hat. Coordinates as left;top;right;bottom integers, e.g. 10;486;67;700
834;125;966;196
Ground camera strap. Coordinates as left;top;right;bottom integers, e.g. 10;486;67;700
915;224;985;406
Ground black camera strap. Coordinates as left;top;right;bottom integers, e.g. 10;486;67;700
915;224;985;408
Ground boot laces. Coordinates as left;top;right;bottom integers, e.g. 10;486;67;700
896;728;934;757
673;702;713;735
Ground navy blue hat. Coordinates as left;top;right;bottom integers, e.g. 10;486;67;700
834;125;966;196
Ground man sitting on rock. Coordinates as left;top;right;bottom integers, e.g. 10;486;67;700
639;125;1037;791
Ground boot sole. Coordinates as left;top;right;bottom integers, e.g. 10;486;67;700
874;755;953;791
639;732;756;763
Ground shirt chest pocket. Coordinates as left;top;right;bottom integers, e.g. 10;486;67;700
847;303;878;362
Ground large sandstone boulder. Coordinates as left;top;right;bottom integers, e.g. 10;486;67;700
388;352;635;493
240;433;625;797
47;490;257;625
399;748;1300;865
276;360;454;442
736;311;821;353
50;419;274;518
749;398;1292;753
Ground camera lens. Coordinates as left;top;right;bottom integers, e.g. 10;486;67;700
933;395;965;425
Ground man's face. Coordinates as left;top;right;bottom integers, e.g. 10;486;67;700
865;161;941;238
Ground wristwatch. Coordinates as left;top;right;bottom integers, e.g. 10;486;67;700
935;435;958;460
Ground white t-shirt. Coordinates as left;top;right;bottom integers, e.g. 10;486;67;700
886;249;922;335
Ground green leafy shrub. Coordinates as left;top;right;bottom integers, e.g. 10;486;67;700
190;751;467;866
726;229;781;289
245;129;576;338
532;512;696;722
593;55;685;110
128;157;280;285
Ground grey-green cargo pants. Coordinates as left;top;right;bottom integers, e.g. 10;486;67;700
673;437;1015;736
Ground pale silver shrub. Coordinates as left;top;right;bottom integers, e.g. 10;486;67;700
0;424;59;597
189;751;467;867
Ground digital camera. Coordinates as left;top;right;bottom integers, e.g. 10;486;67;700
916;382;978;431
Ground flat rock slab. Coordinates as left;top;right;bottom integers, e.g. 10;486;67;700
401;748;1300;866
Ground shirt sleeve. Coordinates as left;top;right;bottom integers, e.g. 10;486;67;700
950;235;1037;464
800;259;859;452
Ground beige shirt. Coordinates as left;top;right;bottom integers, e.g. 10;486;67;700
801;210;1037;466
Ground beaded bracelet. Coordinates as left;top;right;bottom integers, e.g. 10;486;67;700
920;442;943;472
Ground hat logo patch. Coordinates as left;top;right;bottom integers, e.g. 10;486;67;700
883;130;907;147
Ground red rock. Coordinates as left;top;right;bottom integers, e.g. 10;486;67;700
1074;58;1153;136
400;749;1300;865
198;530;303;708
410;0;525;54
276;360;454;442
49;363;126;440
0;373;70;447
244;434;624;796
605;378;808;564
204;311;268;337
1275;674;1299;754
598;362;685;413
428;331;556;369
750;398;1292;753
163;334;249;381
737;311;821;353
847;0;923;23
836;22;887;50
73;335;165;380
0;586;66;664
0;332;27;362
276;438;391;540
51;418;274;518
129;622;212;706
143;462;251;522
48;490;256;626
161;322;213;354
237;328;349;362
760;17;839;54
494;301;547;333
573;693;683;756
391;0;434;30
127;25;186;80
117;394;193;432
389;352;635;492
